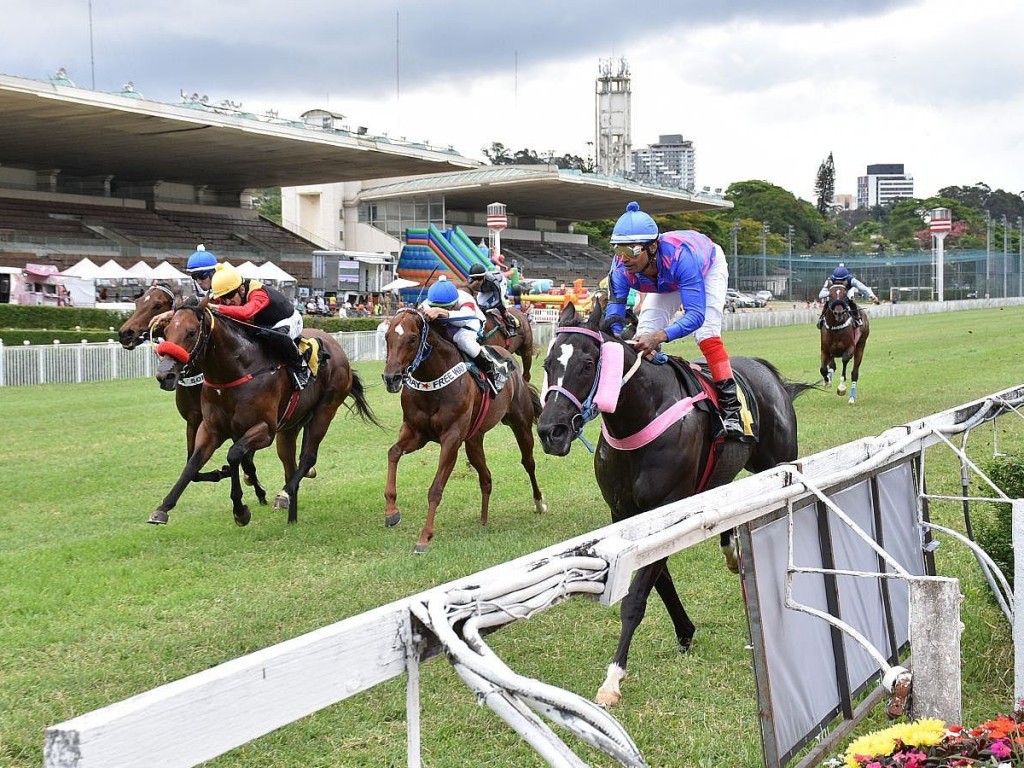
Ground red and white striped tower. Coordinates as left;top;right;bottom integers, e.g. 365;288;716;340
929;207;952;302
486;202;507;264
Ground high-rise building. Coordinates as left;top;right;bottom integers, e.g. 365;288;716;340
595;58;631;177
857;164;914;208
630;134;696;191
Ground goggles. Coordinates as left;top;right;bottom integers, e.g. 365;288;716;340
614;244;645;258
219;288;240;301
191;269;215;281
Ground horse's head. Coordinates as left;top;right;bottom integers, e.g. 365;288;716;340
537;302;607;456
154;304;209;391
381;308;429;393
118;283;178;349
826;283;850;323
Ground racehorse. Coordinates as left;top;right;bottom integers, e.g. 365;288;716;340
381;307;547;554
480;306;534;380
118;283;268;496
150;300;379;526
536;300;809;707
820;283;870;404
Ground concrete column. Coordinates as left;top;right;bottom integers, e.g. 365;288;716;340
909;577;962;723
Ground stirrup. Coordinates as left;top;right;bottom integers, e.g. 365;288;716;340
721;415;745;438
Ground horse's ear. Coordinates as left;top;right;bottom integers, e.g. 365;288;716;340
591;293;607;318
586;302;603;332
558;302;576;326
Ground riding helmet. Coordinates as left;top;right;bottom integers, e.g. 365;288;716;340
469;263;488;278
186;244;218;273
211;263;243;298
427;277;459;306
831;265;851;281
610;201;659;244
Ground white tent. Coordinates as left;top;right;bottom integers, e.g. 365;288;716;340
96;259;131;280
235;261;263;279
150;261;189;280
62;257;101;279
381;277;419;292
126;261;154;278
258;261;297;284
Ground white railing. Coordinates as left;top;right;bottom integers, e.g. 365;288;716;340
41;385;1024;768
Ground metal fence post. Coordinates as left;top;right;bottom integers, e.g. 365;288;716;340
1014;500;1024;708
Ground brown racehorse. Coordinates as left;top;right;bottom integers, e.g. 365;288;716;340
151;300;379;525
480;307;534;381
381;308;547;553
118;283;268;496
820;283;870;404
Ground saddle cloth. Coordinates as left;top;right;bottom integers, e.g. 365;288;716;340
664;356;759;441
297;337;323;378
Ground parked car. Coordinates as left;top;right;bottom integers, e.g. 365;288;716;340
753;290;772;307
725;288;759;309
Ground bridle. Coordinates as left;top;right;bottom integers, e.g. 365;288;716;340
394;307;433;375
825;287;853;331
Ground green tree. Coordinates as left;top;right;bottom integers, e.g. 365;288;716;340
255;187;281;224
814;152;835;216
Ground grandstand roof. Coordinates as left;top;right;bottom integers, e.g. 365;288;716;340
0;74;478;190
360;166;731;222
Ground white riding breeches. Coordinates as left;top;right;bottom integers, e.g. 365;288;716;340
453;324;483;358
636;244;729;343
273;310;304;341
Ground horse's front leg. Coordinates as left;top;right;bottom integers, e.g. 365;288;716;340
848;344;865;405
384;423;427;531
596;558;668;707
837;350;853;397
149;424;223;525
819;351;833;387
415;433;463;554
226;423;275;526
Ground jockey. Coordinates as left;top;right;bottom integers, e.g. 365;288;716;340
421;276;512;393
467;262;517;337
209;263;311;390
817;263;878;328
185;245;217;297
604;201;744;439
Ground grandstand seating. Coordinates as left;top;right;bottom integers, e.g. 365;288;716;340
502;238;610;287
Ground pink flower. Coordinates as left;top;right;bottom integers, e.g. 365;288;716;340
991;739;1011;759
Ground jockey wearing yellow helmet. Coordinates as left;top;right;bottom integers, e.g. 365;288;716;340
210;263;310;389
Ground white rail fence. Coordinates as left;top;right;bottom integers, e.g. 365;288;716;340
43;386;1024;768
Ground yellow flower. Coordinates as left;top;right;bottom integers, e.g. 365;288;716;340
843;718;947;767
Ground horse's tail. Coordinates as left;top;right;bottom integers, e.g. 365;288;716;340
345;370;385;429
527;383;542;422
751;357;817;401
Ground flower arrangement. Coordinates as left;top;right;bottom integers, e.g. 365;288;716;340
841;711;1024;767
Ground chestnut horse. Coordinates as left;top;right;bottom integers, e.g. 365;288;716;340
536;301;809;707
381;307;547;553
480;307;534;381
151;301;378;525
820;283;870;404
118;283;268;496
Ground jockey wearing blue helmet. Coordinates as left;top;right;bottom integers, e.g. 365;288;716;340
186;245;217;296
816;262;878;328
420;276;511;393
605;201;746;440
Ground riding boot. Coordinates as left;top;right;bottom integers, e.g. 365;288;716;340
816;309;826;329
714;378;746;439
850;301;863;327
499;305;517;337
473;347;512;393
264;329;310;390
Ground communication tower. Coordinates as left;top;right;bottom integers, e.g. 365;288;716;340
595;58;632;177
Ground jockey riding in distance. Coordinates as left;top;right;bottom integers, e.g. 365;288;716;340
817;263;879;328
209;263;312;390
467;262;517;337
604;201;745;439
421;276;513;393
185;245;218;298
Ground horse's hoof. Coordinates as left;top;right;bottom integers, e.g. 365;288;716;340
243;473;253;487
147;510;169;525
595;689;621;708
385;511;401;528
848;397;857;405
305;467;317;479
412;541;429;555
722;542;740;574
234;505;251;527
535;496;548;514
273;491;290;510
678;634;695;653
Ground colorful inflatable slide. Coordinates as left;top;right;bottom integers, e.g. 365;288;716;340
395;225;491;304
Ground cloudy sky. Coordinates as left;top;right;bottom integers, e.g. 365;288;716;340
2;0;1021;202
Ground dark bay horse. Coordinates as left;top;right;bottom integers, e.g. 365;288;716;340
480;307;534;381
536;302;809;707
381;308;547;554
151;301;378;525
118;283;268;496
820;283;870;404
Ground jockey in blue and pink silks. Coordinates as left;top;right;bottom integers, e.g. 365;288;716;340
604;201;744;439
